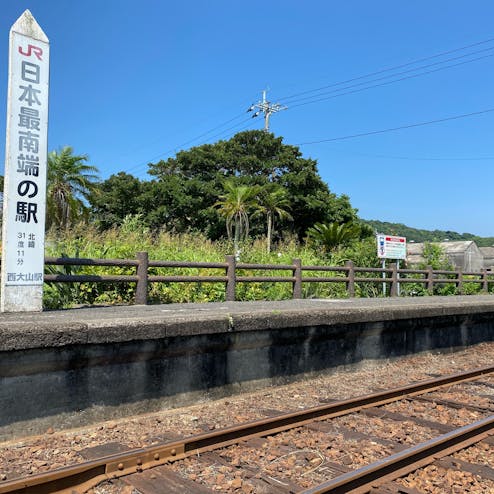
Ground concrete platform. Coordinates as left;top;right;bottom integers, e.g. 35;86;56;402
3;295;494;350
1;295;494;440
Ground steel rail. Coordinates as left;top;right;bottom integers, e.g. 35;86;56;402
299;414;494;494
1;365;493;494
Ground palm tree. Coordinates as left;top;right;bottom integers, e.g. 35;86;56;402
47;146;99;230
214;180;260;257
254;185;292;253
306;221;362;253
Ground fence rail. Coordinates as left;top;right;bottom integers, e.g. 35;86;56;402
42;252;494;304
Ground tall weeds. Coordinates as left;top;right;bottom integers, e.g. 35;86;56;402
43;228;441;308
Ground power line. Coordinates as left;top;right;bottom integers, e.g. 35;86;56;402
121;38;494;177
285;46;494;107
192;116;257;143
174;112;248;146
216;121;261;142
289;51;494;109
297;107;494;145
343;151;494;161
122;113;253;176
278;36;494;103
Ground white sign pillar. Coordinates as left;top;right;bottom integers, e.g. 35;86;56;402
1;10;49;312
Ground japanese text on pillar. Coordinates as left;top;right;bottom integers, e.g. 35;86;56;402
6;41;46;284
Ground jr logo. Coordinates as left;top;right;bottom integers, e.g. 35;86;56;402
18;44;43;61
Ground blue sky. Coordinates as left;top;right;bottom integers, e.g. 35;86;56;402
1;1;494;236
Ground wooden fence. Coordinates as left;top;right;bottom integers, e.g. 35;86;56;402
42;252;494;304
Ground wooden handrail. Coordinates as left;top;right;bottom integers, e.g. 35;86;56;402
36;253;494;304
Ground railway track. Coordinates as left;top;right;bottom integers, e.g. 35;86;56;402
1;365;493;493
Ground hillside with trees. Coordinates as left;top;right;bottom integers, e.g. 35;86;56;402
364;220;494;247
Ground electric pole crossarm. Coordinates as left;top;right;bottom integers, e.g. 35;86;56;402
246;90;287;132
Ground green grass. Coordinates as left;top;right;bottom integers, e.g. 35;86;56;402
43;225;486;309
44;225;329;308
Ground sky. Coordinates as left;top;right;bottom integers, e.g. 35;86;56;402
1;1;494;236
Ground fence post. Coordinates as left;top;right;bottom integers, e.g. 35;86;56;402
135;251;149;305
389;263;398;297
456;268;463;295
292;258;302;299
345;260;355;297
225;255;236;301
482;269;489;293
426;265;434;293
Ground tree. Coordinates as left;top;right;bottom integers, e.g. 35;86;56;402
47;146;99;230
90;172;143;229
214;180;260;256
148;130;357;238
138;177;192;232
420;242;454;271
254;185;292;252
306;221;363;253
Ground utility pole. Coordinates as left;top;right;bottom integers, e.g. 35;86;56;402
247;90;287;132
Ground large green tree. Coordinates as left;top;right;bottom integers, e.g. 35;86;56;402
148;130;357;238
47;146;99;230
90;172;143;229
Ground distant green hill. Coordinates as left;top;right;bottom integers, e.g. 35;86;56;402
363;220;494;247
